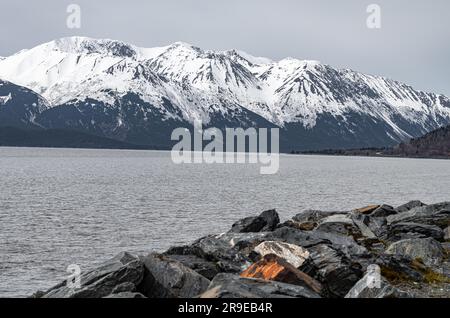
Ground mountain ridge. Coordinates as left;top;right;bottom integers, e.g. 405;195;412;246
1;36;449;151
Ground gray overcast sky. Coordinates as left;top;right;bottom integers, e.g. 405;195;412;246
0;0;449;95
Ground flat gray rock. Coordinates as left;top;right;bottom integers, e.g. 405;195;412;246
386;238;444;266
199;273;320;298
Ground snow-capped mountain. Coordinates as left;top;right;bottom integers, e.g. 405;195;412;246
0;36;449;150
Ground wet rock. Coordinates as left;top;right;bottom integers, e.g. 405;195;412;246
229;209;279;233
104;292;146;298
345;276;413;298
387;202;450;228
299;244;363;298
199;273;320;298
386;238;444;266
371;205;397;217
42;252;144;298
139;253;210;298
253;241;310;268
388;223;444;242
240;254;322;294
292;210;348;223
395;201;427;213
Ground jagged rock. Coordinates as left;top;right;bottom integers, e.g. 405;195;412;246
371;205;397;217
240;254;322;294
139;253;210;298
350;214;377;239
166;232;271;272
104;292;146;298
199;273;320;298
444;227;450;241
310;230;369;258
395;201;427;213
387;202;450;228
366;216;389;238
386;238;444;266
293;210;347;223
354;205;380;215
229;209;279;233
388;223;444;242
272;225;368;258
345;276;413;298
253;241;310;268
163;254;220;280
41;252;144;298
299;244;363;298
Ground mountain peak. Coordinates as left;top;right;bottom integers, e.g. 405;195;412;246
49;36;138;58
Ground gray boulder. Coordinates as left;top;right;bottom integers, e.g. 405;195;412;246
253;241;310;268
163;254;220;280
270;226;368;259
395;201;427;213
229;209;280;233
199;273;320;298
139;253;210;298
445;227;450;241
314;214;356;236
387;223;444;242
387;202;450;228
269;227;329;248
41;252;144;298
165;232;273;275
299;244;363;298
386;238;444;266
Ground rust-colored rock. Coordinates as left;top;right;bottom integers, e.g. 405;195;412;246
240;254;322;294
354;205;380;215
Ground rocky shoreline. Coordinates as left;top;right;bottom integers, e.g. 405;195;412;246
32;201;450;298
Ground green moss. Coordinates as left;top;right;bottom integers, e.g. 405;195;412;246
380;266;413;283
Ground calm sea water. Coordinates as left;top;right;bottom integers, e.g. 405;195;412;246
1;147;450;297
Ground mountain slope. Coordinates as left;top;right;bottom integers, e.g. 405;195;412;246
0;36;449;150
0;79;49;128
393;125;450;157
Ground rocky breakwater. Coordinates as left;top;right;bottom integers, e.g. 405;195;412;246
32;202;450;298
